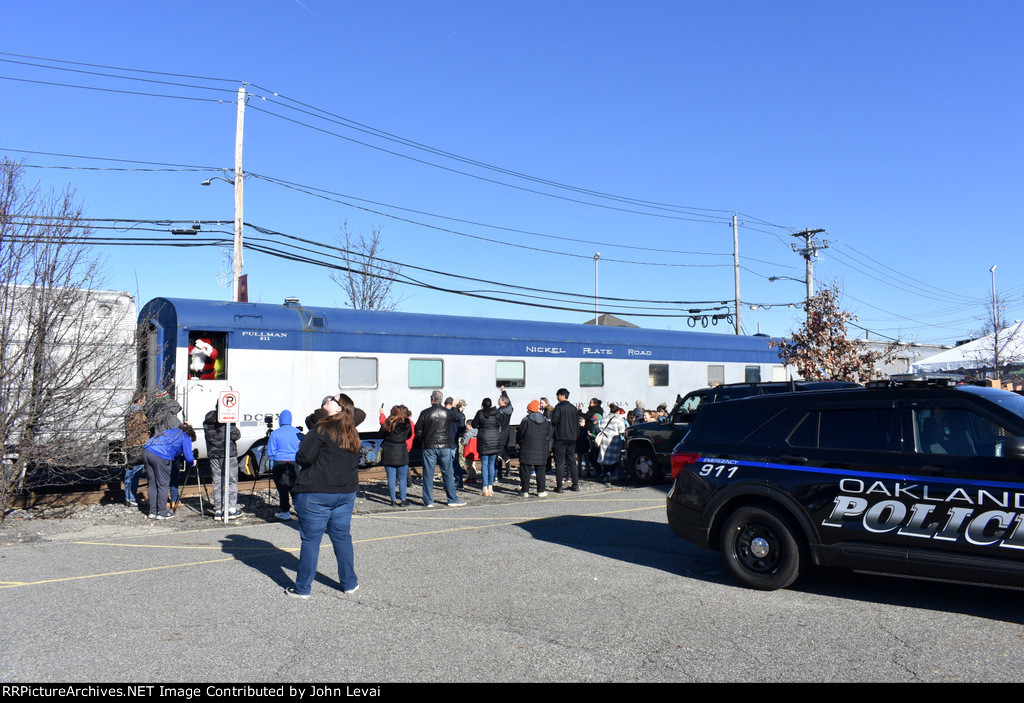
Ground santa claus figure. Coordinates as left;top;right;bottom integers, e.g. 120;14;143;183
188;338;219;380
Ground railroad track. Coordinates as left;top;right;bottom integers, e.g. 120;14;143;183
13;464;395;510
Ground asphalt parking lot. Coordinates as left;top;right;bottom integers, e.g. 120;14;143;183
3;482;1024;683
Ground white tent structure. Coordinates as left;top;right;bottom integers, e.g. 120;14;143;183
913;323;1024;373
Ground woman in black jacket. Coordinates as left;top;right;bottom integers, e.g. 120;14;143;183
379;404;412;506
516;400;553;496
473;398;502;497
286;395;362;599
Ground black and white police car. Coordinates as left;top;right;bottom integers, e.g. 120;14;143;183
666;377;1024;590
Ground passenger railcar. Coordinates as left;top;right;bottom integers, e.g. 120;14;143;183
137;297;789;461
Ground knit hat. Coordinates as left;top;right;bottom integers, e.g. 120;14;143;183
527;400;540;413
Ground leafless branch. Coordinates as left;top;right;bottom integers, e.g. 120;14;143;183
0;159;136;510
328;222;404;312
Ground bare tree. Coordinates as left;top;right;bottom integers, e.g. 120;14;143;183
330;222;403;311
971;290;1024;382
771;283;900;382
0;159;136;512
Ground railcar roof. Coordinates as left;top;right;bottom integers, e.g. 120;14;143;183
139;297;784;361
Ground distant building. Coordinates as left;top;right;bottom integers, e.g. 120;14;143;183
583;313;639;328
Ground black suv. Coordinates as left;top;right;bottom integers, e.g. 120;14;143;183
625;380;858;484
666;379;1024;590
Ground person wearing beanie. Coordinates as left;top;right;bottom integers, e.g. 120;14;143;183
516;400;553;497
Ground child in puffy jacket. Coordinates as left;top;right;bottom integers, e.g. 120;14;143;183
461;420;479;484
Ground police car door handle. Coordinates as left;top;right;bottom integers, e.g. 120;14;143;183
780;454;807;465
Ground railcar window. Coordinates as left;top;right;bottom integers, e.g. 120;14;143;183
649;364;669;387
496;360;526;388
187;331;226;380
409;358;443;389
580;362;604;387
745;365;761;383
339;357;378;389
707;365;724;386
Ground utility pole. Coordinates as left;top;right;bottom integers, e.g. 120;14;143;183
990;265;999;377
790;228;828;310
732;213;741;335
594;253;600;325
232;84;246;303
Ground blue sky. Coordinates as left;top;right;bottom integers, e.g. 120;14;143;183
2;0;1021;345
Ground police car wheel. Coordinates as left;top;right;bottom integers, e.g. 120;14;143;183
720;505;801;591
629;446;661;484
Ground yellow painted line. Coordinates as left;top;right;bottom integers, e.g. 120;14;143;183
354;520;534;543
363;504;662;520
1;502;665;588
71;542;267;550
0;555;254;588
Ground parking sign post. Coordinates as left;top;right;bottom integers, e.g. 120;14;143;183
218;391;240;523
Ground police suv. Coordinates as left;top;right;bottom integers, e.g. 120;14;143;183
666;378;1024;590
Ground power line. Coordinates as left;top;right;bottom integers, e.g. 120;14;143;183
248;83;743;221
5;217;800;316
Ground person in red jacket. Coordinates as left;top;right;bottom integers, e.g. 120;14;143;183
188;337;218;379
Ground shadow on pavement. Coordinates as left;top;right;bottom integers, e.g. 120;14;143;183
518;513;1024;625
218;533;345;593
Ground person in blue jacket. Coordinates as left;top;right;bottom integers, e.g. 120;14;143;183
267;409;302;521
143;423;197;520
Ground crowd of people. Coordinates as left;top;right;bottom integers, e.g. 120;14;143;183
123;387;673;598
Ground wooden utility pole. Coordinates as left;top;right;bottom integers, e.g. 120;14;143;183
732;213;741;335
790;228;828;312
233;84;246;302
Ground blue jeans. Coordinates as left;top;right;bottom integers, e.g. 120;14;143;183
421;447;458;506
293;491;357;595
124;463;144;502
385;465;409;502
480;454;497;488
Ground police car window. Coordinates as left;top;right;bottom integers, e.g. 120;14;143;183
789;408;893;452
913;407;1015;457
690;406;784;445
788;413;818;448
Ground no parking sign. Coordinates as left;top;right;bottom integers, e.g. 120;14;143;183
216;390;240;522
218;390;240;423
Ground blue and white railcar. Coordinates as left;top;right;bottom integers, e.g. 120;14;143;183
138;297;788;459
